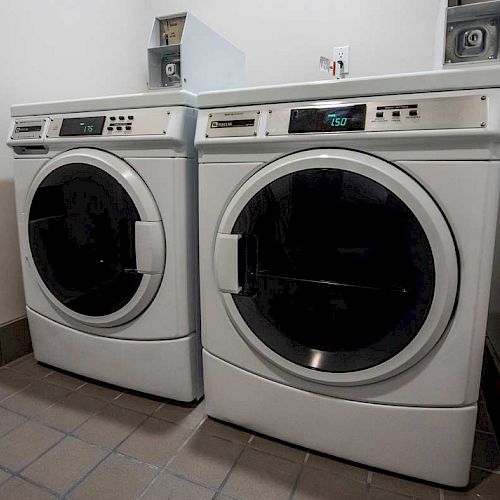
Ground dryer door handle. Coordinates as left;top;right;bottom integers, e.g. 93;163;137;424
135;221;165;275
215;233;241;294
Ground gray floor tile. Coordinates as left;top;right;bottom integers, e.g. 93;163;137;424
0;469;10;485
443;468;500;498
73;404;146;449
113;392;164;415
8;356;53;379
117;417;192;467
77;381;123;402
222;448;301;500
306;452;369;483
68;452;157;500
44;371;87;390
0;420;63;471
199;417;252;444
0;380;71;417
5;353;33;368
154;400;206;429
0;476;56;499
249;435;306;464
0;369;32;401
0;406;26;437
36;392;108;432
471;431;500;471
294;467;367;500
168;431;244;488
23;436;107;494
371;472;441;499
368;487;413;499
142;470;215;500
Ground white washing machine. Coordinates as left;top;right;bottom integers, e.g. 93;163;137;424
195;66;500;486
7;91;202;401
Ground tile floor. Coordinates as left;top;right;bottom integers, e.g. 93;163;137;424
0;354;499;499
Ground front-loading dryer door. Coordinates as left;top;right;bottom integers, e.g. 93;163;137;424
25;148;165;328
214;149;458;385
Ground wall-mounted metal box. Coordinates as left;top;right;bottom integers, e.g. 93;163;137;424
445;1;500;65
147;13;245;92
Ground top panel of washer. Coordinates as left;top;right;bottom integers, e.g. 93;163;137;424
197;66;500;109
11;89;198;118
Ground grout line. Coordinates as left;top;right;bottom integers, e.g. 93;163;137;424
4;472;62;498
63;408;152;498
471;465;500;475
0;432;68;499
137;415;210;499
287;454;306;500
475;428;497;436
364;471;373;499
0;379;155;497
213;438;248;497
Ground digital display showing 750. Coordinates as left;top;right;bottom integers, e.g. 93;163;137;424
288;105;366;133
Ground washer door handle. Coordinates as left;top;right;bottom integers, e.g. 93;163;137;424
135;221;165;275
215;233;241;294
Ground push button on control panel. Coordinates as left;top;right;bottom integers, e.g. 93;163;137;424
392;111;401;117
125;126;131;130
409;110;418;117
128;116;134;120
376;112;384;118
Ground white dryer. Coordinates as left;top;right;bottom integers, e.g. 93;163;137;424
8;91;202;401
195;66;500;486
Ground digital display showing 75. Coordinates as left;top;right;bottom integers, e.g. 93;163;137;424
59;116;105;136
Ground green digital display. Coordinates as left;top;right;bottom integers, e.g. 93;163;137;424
327;113;349;127
289;105;366;133
59;116;105;136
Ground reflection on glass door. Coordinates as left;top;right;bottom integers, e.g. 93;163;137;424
29;163;143;317
232;168;435;372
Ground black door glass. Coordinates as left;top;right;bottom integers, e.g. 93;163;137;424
232;168;436;373
28;163;143;317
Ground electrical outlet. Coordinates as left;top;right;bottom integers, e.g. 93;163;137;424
333;46;350;73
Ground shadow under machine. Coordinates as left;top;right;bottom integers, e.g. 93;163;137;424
6;12;244;401
195;65;500;485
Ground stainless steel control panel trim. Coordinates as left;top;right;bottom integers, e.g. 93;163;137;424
45;108;170;138
11;118;48;140
265;95;488;136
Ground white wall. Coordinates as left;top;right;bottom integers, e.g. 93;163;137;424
0;0;447;325
0;0;151;324
147;0;447;86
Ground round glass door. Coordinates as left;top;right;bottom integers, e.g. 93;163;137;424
26;149;165;328
216;150;458;384
29;163;142;317
233;167;434;372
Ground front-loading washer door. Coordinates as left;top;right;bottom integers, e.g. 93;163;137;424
214;149;458;385
26;148;165;328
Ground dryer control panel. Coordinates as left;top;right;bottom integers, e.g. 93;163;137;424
46;107;170;137
205;94;488;137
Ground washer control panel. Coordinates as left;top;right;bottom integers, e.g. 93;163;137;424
45;107;170;138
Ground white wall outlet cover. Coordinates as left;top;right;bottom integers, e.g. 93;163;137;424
333;45;350;73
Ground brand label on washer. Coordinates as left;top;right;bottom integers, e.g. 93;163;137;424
206;111;259;138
